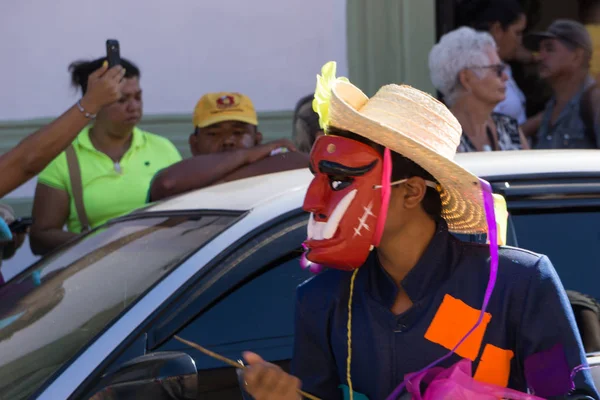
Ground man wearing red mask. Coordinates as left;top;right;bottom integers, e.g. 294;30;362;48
242;63;598;400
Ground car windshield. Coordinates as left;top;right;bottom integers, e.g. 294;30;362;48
0;212;239;400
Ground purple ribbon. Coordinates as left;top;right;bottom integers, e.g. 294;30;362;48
385;178;499;400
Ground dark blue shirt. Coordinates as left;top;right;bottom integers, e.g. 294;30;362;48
291;221;599;399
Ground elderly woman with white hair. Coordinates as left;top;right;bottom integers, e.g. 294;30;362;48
429;27;529;152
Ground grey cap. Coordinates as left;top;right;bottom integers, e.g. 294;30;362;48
524;19;592;53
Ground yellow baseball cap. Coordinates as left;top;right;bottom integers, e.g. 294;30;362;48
192;92;258;128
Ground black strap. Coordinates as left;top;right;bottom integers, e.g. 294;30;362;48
486;126;498;151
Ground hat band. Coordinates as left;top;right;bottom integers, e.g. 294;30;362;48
373;178;438;190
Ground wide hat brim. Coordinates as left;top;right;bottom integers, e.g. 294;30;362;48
523;31;557;51
328;81;487;234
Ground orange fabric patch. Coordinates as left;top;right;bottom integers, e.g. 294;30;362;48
474;344;514;387
424;294;491;361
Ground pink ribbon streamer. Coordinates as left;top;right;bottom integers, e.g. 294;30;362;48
405;359;544;400
373;148;392;247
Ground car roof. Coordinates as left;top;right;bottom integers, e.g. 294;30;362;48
456;149;600;179
146;150;600;213
146;168;313;212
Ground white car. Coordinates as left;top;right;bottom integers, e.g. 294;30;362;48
0;150;599;400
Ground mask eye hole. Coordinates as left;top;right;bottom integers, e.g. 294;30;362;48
329;176;353;191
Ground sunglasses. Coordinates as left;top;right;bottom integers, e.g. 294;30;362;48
470;63;506;77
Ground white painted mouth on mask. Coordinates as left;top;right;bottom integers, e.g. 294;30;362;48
307;189;357;241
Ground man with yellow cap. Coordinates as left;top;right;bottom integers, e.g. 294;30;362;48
148;92;308;201
241;63;598;399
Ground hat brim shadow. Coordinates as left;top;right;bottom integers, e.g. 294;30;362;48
523;32;557;51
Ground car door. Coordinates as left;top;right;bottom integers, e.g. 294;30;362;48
489;177;600;299
76;210;313;400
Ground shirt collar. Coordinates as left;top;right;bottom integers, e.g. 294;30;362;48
548;75;595;111
75;126;146;151
367;219;458;308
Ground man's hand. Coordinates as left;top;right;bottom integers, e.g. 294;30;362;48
243;139;298;165
80;63;127;114
242;352;302;400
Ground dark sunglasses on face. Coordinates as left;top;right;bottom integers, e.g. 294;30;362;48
470;63;506;77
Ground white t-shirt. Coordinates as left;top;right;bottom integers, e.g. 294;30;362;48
494;65;527;125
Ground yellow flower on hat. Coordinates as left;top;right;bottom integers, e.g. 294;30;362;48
313;61;349;130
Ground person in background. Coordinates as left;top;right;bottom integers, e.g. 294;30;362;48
457;0;528;123
524;20;600;149
456;0;543;138
567;290;600;353
579;0;600;81
148;92;308;202
0;63;124;199
30;57;182;256
292;94;323;153
429;27;529;152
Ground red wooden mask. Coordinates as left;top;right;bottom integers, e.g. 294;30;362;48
303;135;383;270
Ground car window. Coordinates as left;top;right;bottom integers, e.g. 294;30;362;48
151;213;313;367
452;204;600;299
75;212;311;400
510;208;600;299
160;255;313;369
0;212;239;400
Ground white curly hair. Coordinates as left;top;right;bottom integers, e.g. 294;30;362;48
428;26;497;106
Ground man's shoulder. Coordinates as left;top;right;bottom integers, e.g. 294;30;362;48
498;244;544;263
296;268;356;309
498;245;551;277
456;239;547;278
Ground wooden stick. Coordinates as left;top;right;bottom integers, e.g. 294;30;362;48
174;336;321;400
174;336;244;369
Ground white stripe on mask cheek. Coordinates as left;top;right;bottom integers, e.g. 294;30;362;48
323;189;358;240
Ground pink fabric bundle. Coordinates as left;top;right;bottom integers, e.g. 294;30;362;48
405;359;545;400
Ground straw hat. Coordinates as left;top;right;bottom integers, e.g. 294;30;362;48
327;80;487;234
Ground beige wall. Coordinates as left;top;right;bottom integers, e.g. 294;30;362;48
0;0;348;121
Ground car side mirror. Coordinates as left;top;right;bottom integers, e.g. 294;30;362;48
88;351;198;400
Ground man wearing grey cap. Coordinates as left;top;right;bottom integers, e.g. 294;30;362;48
524;19;600;149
